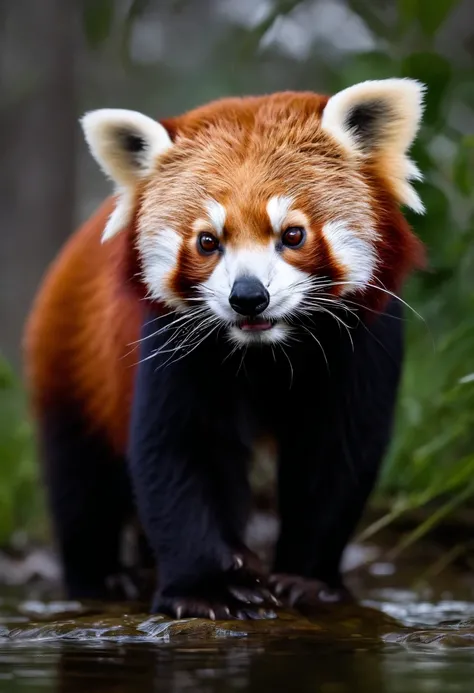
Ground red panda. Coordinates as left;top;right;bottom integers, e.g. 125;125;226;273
24;80;426;619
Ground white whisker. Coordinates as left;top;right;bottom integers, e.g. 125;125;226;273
127;307;211;350
325;280;425;324
278;343;294;388
300;325;330;372
236;346;248;377
158;321;222;370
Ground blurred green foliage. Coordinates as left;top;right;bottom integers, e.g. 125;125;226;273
1;0;474;548
328;0;474;540
0;354;45;546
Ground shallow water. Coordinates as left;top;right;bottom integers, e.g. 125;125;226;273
1;533;474;691
1;592;474;691
3;638;474;693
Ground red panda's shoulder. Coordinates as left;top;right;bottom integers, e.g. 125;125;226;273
24;197;144;453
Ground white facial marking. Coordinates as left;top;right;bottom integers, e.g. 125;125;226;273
205;199;226;237
322;221;377;293
139;227;183;307
200;242;309;345
266;195;294;234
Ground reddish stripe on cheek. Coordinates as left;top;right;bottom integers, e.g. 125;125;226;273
169;240;220;299
282;231;345;293
362;189;426;315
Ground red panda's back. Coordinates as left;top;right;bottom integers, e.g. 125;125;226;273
24;198;144;454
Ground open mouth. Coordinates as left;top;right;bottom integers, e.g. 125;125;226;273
236;317;276;332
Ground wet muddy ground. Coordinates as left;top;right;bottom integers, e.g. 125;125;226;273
1;519;474;691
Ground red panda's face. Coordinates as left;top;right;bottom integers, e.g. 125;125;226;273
136;119;377;346
82;81;426;347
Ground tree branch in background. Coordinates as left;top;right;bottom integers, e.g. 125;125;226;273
0;0;79;369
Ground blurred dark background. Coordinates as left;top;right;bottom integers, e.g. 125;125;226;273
1;0;473;564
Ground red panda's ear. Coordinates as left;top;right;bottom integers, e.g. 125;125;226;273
80;109;173;241
321;78;426;214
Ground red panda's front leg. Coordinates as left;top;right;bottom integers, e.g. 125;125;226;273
271;298;404;613
128;312;278;620
36;403;138;602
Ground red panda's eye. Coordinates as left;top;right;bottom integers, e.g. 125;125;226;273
198;232;220;255
281;226;305;248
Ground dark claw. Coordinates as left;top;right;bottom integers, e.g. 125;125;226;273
259;608;278;619
230;548;266;579
228;586;265;604
268;573;301;598
226;547;280;609
154;593;277;621
269;578;287;598
232;555;244;571
287;586;307;607
154;547;278;621
235;607;278;620
162;597;236;621
268;574;352;609
208;605;233;620
259;588;281;606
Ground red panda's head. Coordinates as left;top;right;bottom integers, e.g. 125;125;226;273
81;79;426;346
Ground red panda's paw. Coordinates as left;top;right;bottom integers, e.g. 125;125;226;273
227;547;281;609
153;592;279;621
153;550;279;620
268;574;353;610
229;547;267;582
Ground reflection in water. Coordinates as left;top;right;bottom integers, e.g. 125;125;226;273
1;551;474;693
1;637;474;693
0;639;386;693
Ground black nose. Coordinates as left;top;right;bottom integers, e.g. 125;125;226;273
229;276;270;316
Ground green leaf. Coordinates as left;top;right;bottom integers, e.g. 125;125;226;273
409;137;435;173
398;0;418;30
0;356;15;388
389;479;474;557
410;182;457;272
412;182;450;238
341;51;399;85
453;135;474;197
402;52;451;126
418;0;459;36
399;0;458;35
82;0;115;49
0;487;14;545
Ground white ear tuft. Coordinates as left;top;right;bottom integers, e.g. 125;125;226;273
80;109;173;240
101;189;136;242
321;78;426;213
81;109;173;185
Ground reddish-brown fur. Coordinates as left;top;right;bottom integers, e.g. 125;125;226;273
24;198;144;453
24;91;425;453
141;92;425;308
